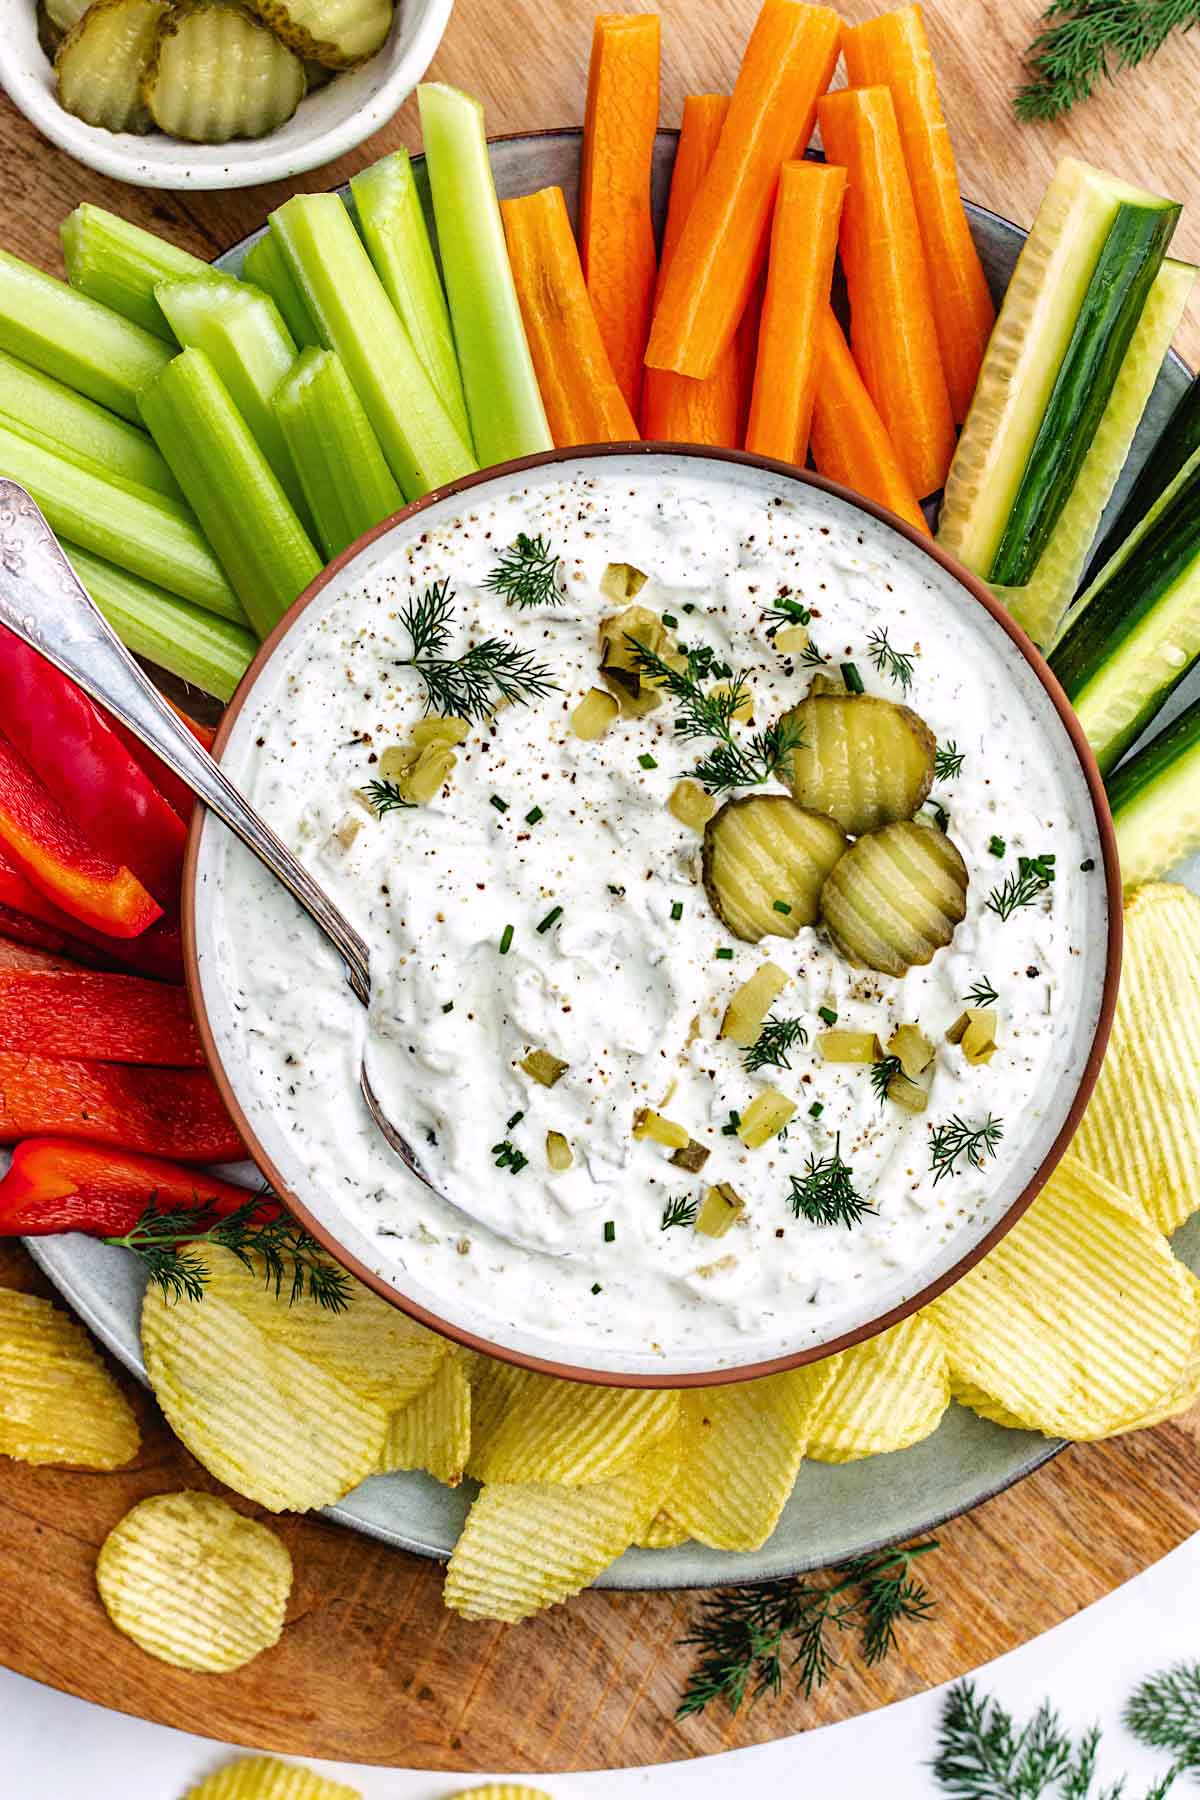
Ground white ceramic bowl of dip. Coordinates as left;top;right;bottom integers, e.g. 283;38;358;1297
185;446;1122;1387
0;0;453;190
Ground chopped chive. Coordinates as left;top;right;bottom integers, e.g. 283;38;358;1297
661;612;678;628
499;923;514;954
537;905;563;934
603;1219;615;1242
524;805;544;825
818;1006;838;1026
988;834;1006;858
721;1109;741;1136
671;901;683;921
809;1101;824;1118
682;602;695;614
591;1282;603;1294
638;752;658;770
490;794;508;813
715;946;734;960
841;661;864;693
442;1001;454;1013
506;1110;524;1130
607;883;625;896
1080;857;1095;871
772;899;792;916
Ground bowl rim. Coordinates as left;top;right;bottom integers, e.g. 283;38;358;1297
183;441;1124;1388
0;0;455;192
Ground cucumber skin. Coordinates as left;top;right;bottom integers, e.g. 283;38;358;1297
1109;693;1200;817
1109;694;1200;888
989;199;1181;587
1087;373;1200;581
1050;451;1200;771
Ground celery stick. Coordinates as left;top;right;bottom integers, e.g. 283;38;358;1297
417;83;551;465
0;248;170;424
0;348;182;501
61;203;216;343
274;348;404;560
242;230;322;350
139;348;322;637
271;193;477;500
64;543;256;702
0;418;245;623
155;275;312;534
351;152;472;448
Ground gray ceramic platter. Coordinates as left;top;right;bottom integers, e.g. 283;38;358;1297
25;129;1200;1589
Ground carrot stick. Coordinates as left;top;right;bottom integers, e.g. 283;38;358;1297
811;308;930;535
501;187;637;448
745;160;845;464
817;85;956;498
843;6;995;423
580;13;661;418
645;1;842;382
641;95;743;448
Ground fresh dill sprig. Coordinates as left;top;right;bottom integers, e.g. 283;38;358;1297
106;1198;351;1312
1015;0;1200;123
396;578;558;721
787;1133;875;1228
398;577;455;660
964;974;999;1008
928;1114;1004;1185
691;716;806;795
934;741;965;781
743;1014;808;1074
627;637;804;794
677;1541;937;1718
798;638;830;668
867;627;916;693
1125;1661;1200;1772
987;853;1057;921
483;532;563;610
363;777;415;817
661;1193;701;1231
870;1053;904;1106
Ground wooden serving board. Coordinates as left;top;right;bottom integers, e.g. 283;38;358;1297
3;0;1200;1772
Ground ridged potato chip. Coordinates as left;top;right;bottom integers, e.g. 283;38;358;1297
669;1362;838;1551
926;1155;1200;1439
807;1314;950;1463
96;1491;292;1672
474;1374;679;1486
0;1287;138;1469
182;1758;361;1800
634;1509;690;1550
195;1247;447;1411
444;1434;677;1622
465;1358;532;1479
142;1256;386;1511
1073;883;1200;1234
379;1351;470;1484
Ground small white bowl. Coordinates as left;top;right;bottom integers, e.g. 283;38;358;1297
0;0;454;190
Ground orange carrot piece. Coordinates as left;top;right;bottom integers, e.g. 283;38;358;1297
501;187;637;448
641;94;742;447
645;1;842;382
844;6;995;423
580;13;661;417
811;308;930;535
745;160;845;464
817;85;956;499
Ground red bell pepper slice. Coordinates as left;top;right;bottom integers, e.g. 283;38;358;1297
109;700;217;827
0;735;162;939
0;932;79;974
0;1138;273;1237
0;969;203;1066
0;1052;244;1162
0;625;186;906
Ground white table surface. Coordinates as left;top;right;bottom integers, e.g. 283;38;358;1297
3;1528;1198;1799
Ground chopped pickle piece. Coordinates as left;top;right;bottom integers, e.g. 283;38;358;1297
697;1183;745;1238
703;795;847;943
888;1023;935;1079
817;1030;883;1065
736;1089;796;1148
821;821;969;976
947;1008;998;1065
571;686;619;740
720;961;789;1047
886;1071;929;1113
632;1108;690;1149
782;693;936;835
669;778;717;834
410;715;469;748
808;671;845;696
404;743;456;803
599;561;648;603
774;622;811;655
545;1131;573;1171
670;1139;710;1173
378;743;421;781
598;603;667;717
330;813;362;852
521;1049;569;1088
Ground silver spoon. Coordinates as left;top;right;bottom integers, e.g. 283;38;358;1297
0;482;565;1260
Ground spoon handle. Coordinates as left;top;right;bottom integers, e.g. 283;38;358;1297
0;481;371;1004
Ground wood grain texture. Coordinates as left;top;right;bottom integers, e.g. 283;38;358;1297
2;0;1200;1771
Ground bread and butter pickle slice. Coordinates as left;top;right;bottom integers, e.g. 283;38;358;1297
821;821;968;976
142;2;306;143
782;693;936;835
703;796;847;944
243;0;392;67
55;0;166;133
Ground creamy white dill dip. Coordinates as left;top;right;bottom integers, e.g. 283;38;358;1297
201;456;1108;1373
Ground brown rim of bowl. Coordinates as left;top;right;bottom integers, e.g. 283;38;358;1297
183;442;1123;1388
